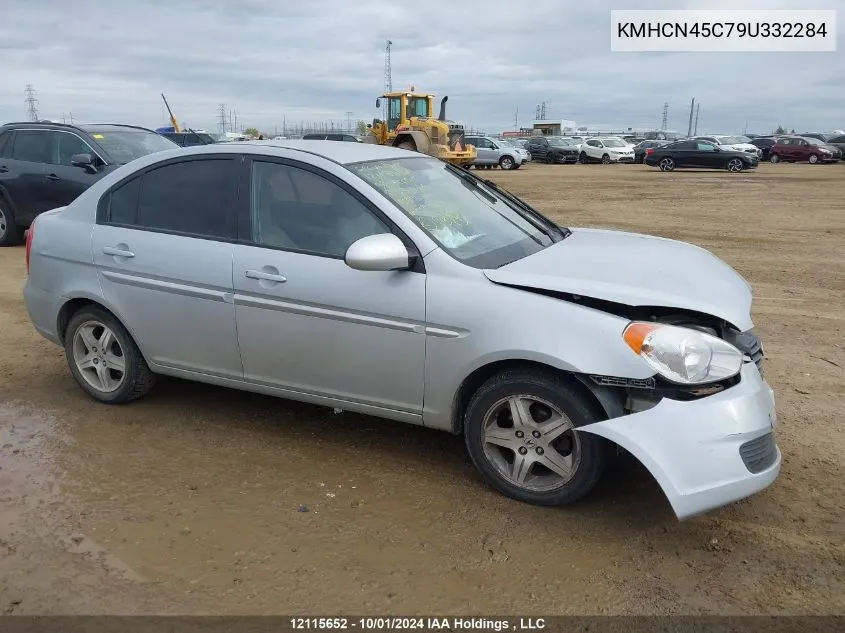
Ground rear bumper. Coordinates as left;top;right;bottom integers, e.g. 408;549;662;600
23;279;61;345
580;363;780;520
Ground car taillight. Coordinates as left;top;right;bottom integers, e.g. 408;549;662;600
25;223;34;274
645;148;655;156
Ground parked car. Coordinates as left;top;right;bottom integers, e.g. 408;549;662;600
633;140;670;163
825;134;845;155
302;133;360;142
693;135;761;158
465;136;526;170
22;140;779;520
579;138;635;164
749;136;783;161
159;130;217;147
498;138;531;163
644;139;759;172
0;121;178;246
524;136;580;164
769;136;841;164
798;133;832;143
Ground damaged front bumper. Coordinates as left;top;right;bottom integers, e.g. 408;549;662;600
579;363;780;520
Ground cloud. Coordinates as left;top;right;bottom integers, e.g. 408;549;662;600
1;0;841;135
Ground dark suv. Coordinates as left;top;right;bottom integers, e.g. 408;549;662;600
0;122;177;245
524;136;580;164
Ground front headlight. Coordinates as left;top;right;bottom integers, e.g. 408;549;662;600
622;322;743;384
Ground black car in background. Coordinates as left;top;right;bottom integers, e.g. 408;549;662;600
632;140;670;163
0;122;177;246
160;130;217;147
826;134;845;155
749;136;783;161
524;136;580;163
644;139;759;172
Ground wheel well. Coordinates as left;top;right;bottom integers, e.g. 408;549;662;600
393;135;416;149
451;360;606;434
57;298;118;344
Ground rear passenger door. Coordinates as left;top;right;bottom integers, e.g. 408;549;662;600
0;129;52;224
231;156;426;414
91;155;243;379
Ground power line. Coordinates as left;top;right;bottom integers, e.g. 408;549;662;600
687;97;695;137
25;84;39;121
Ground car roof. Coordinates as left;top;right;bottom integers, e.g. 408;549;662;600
170;140;419;165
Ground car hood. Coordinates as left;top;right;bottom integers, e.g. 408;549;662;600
484;227;753;330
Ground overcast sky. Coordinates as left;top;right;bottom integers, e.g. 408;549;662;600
2;0;842;135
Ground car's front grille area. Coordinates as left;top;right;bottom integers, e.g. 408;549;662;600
739;432;777;474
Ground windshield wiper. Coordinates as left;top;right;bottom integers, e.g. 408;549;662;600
448;165;498;203
476;175;571;242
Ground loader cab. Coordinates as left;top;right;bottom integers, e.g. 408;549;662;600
377;91;435;132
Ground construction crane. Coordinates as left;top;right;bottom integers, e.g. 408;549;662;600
161;93;180;133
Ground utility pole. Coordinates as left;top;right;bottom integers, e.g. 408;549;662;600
661;101;669;130
743;119;747;135
383;40;392;121
687;98;695;137
514;107;518;131
218;104;227;135
25;84;39;121
694;104;701;135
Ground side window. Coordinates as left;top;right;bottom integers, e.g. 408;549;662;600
51;132;96;166
107;177;142;225
387;97;402;129
0;131;11;157
587;140;600;148
830;136;845;144
134;159;236;239
697;142;716;152
250;161;390;258
11;130;50;163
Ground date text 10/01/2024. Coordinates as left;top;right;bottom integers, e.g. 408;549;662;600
289;617;547;631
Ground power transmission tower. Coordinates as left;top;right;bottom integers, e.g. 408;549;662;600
694;104;701;135
687;98;695;136
25;84;39;121
514;107;519;131
383;40;392;120
535;104;541;120
218;104;227;135
346;111;353;133
661;102;669;130
540;102;546;120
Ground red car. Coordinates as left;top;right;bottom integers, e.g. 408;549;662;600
769;136;841;164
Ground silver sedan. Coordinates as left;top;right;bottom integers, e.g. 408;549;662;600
23;141;780;519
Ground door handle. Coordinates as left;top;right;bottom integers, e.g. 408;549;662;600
46;173;60;181
245;269;287;283
0;166;8;173
103;246;135;258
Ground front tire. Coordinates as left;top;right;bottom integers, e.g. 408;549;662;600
727;157;744;172
601;154;610;164
463;369;609;506
499;155;515;170
0;199;22;247
64;307;156;404
770;154;781;163
808;154;819;164
579;152;588;164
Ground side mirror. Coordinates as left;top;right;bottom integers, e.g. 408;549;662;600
71;153;98;173
375;98;382;109
345;233;410;272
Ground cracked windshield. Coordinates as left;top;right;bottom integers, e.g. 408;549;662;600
348;157;553;268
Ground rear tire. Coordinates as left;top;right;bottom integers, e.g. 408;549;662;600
64;307;156;404
0;199;22;247
463;368;610;506
579;152;588;164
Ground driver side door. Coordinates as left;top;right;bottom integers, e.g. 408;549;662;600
231;156;427;415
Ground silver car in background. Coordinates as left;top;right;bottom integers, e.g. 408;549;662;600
23;141;780;520
465;135;527;170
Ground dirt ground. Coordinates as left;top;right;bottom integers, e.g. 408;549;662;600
0;162;843;616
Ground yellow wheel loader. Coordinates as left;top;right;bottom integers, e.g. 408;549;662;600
363;88;476;167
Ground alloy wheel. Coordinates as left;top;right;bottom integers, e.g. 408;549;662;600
481;395;581;492
659;157;675;171
728;158;744;172
0;206;6;241
72;320;127;393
